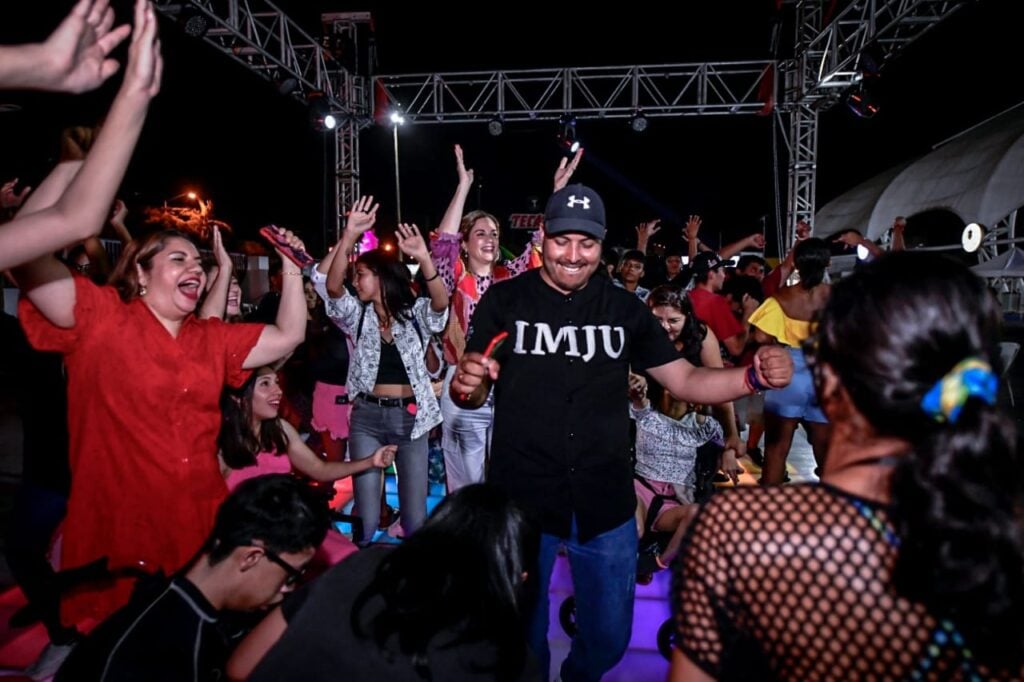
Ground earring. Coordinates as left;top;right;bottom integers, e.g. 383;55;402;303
139;284;148;296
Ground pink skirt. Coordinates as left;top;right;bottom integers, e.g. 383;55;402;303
311;381;352;441
633;477;683;531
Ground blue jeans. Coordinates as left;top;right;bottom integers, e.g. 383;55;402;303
527;516;638;682
439;365;494;491
348;399;429;542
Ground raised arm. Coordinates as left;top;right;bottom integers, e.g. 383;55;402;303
108;198;132;245
553;147;583;192
397;223;448;313
242;228;307;369
635;219;661;254
10;0;161;326
834;230;883;258
890;216;906;252
0;179;32;221
719;233;766;261
685;215;702;262
437;144;473;236
0;0;131;93
322;195;378;298
199;227;233;320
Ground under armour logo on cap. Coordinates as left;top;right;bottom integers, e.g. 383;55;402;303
545;183;606;240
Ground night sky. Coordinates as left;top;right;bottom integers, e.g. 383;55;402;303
2;1;1023;258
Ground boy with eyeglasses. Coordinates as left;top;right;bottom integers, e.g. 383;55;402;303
55;474;328;682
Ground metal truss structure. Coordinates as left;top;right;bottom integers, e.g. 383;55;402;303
371;62;775;123
157;0;967;246
778;0;968;243
153;1;372;242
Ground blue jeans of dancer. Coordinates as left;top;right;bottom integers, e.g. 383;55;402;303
527;516;638;682
439;365;494;491
348;399;429;542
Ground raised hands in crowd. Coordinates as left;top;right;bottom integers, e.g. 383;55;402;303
321;195;379;297
635;218;661;253
1;0;162;273
553;146;584;191
0;0;132;93
199;227;235;320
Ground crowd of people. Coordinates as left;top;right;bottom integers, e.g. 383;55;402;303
0;2;1021;681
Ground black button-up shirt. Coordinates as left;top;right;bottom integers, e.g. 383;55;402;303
466;270;679;541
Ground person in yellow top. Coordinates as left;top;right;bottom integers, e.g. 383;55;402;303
747;238;832;485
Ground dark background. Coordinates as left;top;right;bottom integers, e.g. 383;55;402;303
2;1;1023;258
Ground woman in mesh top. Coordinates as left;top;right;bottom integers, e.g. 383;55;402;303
670;252;1023;681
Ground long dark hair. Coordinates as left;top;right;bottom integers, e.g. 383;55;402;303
351;484;539;681
808;251;1022;669
356;250;416;324
647;285;707;367
217;367;288;470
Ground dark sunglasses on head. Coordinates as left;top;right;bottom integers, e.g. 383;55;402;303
261;546;306;586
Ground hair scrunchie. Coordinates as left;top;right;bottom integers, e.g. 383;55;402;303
920;357;998;424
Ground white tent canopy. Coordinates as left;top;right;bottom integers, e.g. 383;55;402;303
971;246;1024;278
815;104;1024;241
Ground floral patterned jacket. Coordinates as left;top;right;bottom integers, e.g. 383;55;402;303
311;268;448;439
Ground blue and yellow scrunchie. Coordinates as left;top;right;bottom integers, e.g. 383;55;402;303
920;357;998;424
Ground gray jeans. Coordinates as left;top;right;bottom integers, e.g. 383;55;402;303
348;398;429;542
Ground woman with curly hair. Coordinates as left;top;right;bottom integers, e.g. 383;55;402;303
670;251;1024;681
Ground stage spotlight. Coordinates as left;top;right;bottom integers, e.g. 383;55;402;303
181;7;209;38
557;114;580;153
962;222;985;253
845;83;879;118
276;76;300;96
308;91;337;132
630;111;648;132
488;115;504;136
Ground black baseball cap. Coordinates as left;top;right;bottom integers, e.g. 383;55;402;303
691;252;727;277
544;184;606;241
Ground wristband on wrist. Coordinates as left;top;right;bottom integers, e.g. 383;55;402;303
423;271;440;282
745;366;769;394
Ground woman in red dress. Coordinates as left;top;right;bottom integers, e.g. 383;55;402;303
15;173;308;634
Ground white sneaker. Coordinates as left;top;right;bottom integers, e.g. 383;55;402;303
24;641;76;681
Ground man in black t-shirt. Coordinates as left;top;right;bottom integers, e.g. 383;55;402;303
56;475;329;682
451;184;792;682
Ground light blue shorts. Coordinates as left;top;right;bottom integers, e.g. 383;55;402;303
764;346;828;423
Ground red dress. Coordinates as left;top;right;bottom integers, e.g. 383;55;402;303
18;277;264;626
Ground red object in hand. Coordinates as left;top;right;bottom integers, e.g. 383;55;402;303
260;225;315;269
459;331;509;401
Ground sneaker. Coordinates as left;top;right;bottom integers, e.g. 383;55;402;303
24;642;76;680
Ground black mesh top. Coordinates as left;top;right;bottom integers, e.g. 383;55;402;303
673;483;1022;681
